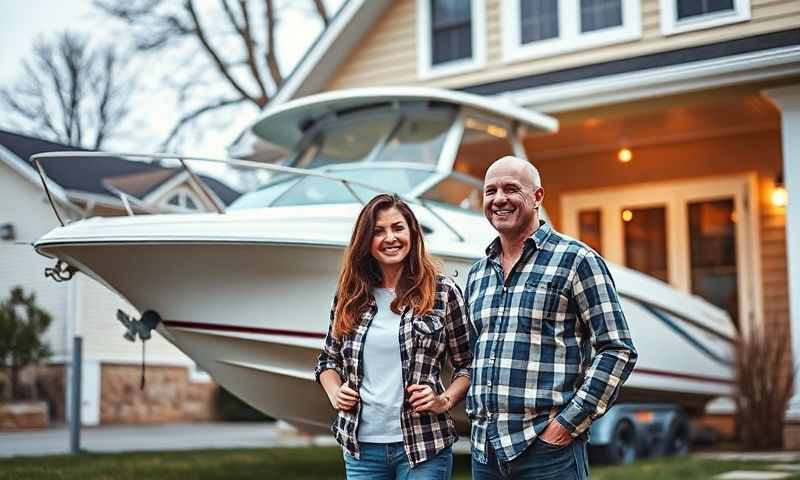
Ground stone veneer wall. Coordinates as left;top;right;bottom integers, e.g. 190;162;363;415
100;364;217;424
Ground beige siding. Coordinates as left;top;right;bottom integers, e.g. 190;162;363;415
325;0;800;91
759;179;790;334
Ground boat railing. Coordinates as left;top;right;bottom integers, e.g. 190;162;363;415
30;151;467;242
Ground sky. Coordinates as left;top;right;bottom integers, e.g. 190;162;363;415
0;0;343;165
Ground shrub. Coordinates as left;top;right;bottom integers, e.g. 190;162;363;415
0;287;53;401
734;324;794;450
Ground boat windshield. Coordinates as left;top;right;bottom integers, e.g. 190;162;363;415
227;166;435;209
292;107;454;169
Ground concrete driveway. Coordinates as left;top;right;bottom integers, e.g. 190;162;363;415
0;421;336;458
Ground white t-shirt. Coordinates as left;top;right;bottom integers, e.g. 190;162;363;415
357;287;404;443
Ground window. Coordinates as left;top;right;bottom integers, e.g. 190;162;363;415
660;0;750;35
502;0;641;63
417;0;486;79
431;0;472;64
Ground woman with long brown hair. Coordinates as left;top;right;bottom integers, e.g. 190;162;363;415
315;193;472;479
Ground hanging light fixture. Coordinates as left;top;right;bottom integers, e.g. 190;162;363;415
771;173;788;208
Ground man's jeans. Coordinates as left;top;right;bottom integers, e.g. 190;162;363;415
344;442;453;480
471;438;589;480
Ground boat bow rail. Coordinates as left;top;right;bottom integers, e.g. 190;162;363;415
30;151;470;242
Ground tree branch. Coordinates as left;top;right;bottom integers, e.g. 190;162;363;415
264;0;282;89
185;0;257;104
160;96;248;149
312;0;329;26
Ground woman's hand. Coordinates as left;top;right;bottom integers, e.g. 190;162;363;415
406;384;449;414
331;382;359;412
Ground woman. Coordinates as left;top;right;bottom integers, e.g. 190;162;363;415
315;193;472;479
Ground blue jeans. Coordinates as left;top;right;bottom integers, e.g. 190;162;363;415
471;437;589;480
344;442;453;480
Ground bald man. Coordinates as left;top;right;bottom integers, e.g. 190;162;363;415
464;156;637;479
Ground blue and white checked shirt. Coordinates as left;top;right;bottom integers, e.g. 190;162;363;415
465;221;637;463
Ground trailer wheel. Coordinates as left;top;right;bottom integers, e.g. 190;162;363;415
596;420;638;465
664;418;690;456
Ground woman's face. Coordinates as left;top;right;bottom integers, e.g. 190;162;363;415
370;207;412;269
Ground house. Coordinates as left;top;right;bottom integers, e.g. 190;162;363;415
0;130;240;425
237;0;800;443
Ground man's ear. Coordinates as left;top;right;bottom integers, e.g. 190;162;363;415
534;187;545;208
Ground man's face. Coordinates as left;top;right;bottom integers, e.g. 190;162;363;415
483;164;542;236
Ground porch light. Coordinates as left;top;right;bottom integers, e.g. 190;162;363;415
622;209;633;222
618;148;633;163
771;173;787;208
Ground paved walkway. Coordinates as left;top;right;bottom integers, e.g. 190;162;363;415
0;421;337;458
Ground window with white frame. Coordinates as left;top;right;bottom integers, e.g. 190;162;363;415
162;187;202;212
660;0;750;35
502;0;641;63
417;0;486;79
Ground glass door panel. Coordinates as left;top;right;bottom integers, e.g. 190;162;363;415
578;209;603;255
688;198;739;326
623;206;669;283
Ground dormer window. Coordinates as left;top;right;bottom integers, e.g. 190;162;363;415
417;0;486;79
502;0;641;63
660;0;750;35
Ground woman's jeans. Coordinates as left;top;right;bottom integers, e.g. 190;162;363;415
344;442;453;480
471;437;589;480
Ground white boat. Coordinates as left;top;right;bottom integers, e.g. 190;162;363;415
32;87;736;434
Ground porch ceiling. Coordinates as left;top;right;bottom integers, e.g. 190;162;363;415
525;90;781;162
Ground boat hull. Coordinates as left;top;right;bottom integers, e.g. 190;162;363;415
36;234;734;433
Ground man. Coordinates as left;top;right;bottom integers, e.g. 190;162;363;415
464;156;637;479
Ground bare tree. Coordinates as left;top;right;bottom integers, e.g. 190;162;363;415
0;32;134;150
94;0;332;148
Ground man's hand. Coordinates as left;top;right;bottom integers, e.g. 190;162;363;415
540;420;572;447
331;382;359;412
407;384;449;414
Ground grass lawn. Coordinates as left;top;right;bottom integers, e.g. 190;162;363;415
1;447;798;480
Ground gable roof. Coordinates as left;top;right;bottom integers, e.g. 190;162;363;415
0;130;240;206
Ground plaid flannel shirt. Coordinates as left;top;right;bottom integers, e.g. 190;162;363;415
314;274;472;467
465;221;637;463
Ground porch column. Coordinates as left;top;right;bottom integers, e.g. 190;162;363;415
764;85;800;437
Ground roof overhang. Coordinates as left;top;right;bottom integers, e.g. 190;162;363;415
506;44;800;113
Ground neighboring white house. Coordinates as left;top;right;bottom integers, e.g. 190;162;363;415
0;130;240;425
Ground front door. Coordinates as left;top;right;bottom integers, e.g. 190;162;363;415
561;174;761;330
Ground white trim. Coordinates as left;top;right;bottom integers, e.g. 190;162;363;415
660;0;751;36
416;0;487;80
501;0;641;64
561;173;763;333
506;45;800;113
763;84;800;420
273;0;389;105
